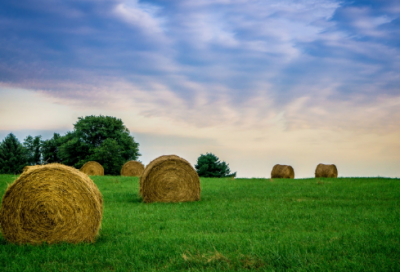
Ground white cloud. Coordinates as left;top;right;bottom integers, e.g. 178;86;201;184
113;0;166;36
168;0;339;58
342;6;396;37
1;85;400;178
1;0;400;178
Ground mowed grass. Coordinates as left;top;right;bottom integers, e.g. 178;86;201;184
0;175;399;271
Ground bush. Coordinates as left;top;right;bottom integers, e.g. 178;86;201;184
195;153;236;178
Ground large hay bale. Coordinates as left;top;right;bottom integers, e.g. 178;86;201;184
315;163;338;178
80;161;104;176
23;165;42;173
0;163;103;245
140;155;201;203
271;164;295;179
121;161;145;177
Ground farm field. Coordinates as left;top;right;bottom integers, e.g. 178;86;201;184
0;175;399;271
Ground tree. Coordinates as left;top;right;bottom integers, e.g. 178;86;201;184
0;133;28;174
41;133;64;164
59;115;141;174
195;152;236;178
23;135;42;165
90;138;125;175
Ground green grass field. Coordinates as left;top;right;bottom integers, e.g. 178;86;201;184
0;175;399;271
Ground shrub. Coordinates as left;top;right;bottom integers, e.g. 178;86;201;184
195;153;236;178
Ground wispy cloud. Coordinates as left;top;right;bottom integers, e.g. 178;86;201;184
1;0;400;177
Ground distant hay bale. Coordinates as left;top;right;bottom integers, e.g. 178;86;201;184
80;161;104;176
0;163;103;245
315;163;338;178
121;161;145;177
271;164;295;179
140;155;201;203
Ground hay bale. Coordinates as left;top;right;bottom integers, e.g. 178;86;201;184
0;163;103;245
80;161;104;176
315;163;338;178
23;165;42;173
140;155;201;203
121;161;145;177
271;164;295;179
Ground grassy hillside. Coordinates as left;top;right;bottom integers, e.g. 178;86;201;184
0;175;399;271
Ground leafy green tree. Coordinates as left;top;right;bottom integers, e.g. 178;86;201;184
195;152;236;178
41;133;65;164
90;138;126;175
23;135;42;165
0;133;28;174
59;115;140;174
58;131;90;167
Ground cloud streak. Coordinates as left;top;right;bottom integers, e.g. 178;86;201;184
0;0;399;177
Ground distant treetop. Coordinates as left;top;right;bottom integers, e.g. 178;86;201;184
58;115;141;175
195;152;236;178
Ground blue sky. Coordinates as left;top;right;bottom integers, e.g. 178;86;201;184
0;0;399;178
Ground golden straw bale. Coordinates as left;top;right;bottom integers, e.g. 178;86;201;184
140;155;201;203
271;164;295;179
315;163;338;178
0;163;103;245
23;165;42;173
121;161;145;177
80;161;104;176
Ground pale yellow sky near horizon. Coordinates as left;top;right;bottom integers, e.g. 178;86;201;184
0;87;399;178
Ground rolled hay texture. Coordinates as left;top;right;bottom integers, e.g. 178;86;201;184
140;155;201;203
0;163;103;245
271;164;295;179
23;165;42;173
80;161;104;176
121;161;145;177
315;163;338;178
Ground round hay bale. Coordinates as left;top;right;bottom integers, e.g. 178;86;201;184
121;161;145;177
315;163;338;178
140;155;201;203
271;164;295;179
23;165;42;173
0;163;103;245
80;161;104;176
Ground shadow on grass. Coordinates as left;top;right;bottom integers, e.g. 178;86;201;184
94;235;109;245
0;237;7;245
130;195;143;203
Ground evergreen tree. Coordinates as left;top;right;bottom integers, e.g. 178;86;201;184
23;135;42;165
195;152;236;178
0;133;28;174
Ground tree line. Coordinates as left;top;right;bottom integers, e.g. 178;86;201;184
0;116;140;175
0;115;236;177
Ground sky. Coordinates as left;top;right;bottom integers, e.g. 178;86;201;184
0;0;399;178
